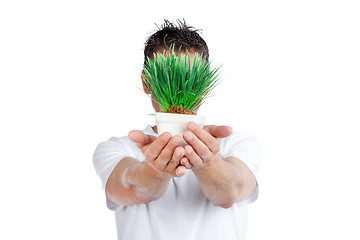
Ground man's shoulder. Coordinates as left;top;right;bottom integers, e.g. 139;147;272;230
221;131;259;146
106;135;132;145
94;135;136;155
220;131;262;160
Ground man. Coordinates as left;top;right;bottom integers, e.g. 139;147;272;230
93;19;262;240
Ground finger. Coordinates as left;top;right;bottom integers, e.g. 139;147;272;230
186;122;220;153
180;157;192;169
153;135;182;171
175;165;187;177
184;145;204;167
128;130;156;147
165;146;184;172
145;132;172;162
184;131;213;163
203;125;233;139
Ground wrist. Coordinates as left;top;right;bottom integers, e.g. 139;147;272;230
142;160;172;181
123;161;171;203
123;161;170;189
192;154;224;175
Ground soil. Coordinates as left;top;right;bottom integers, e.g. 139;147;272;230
164;105;195;115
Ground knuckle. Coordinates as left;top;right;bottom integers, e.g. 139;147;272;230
163;167;171;174
203;155;213;164
170;155;179;163
174;147;184;158
171;136;182;146
192;155;203;165
167;158;177;167
188;151;196;158
185;146;194;157
200;151;212;163
160;147;170;157
153;163;162;172
145;150;156;161
159;132;171;142
212;144;220;153
202;152;211;162
184;131;195;143
192;159;203;167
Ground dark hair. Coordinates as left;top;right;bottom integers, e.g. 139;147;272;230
144;19;209;66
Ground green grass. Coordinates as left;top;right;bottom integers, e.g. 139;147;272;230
142;46;221;114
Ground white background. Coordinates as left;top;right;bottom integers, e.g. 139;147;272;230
1;0;359;239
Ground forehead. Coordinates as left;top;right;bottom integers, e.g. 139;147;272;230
155;49;203;60
156;50;204;68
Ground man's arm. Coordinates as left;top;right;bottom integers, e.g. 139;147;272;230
106;132;188;206
182;122;257;208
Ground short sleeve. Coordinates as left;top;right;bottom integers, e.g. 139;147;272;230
220;132;262;203
92;137;136;190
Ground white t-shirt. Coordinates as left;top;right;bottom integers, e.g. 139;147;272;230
93;125;262;240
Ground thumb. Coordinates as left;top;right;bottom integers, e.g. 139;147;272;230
203;125;233;139
128;130;156;147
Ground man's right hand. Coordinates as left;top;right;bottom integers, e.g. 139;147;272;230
128;130;188;177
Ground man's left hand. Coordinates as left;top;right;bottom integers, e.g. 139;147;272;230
181;122;233;169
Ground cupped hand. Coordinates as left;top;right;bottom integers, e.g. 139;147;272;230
182;122;233;169
128;130;188;177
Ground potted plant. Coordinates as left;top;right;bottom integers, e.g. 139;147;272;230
142;45;221;141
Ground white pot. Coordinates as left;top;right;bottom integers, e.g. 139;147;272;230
155;112;206;144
